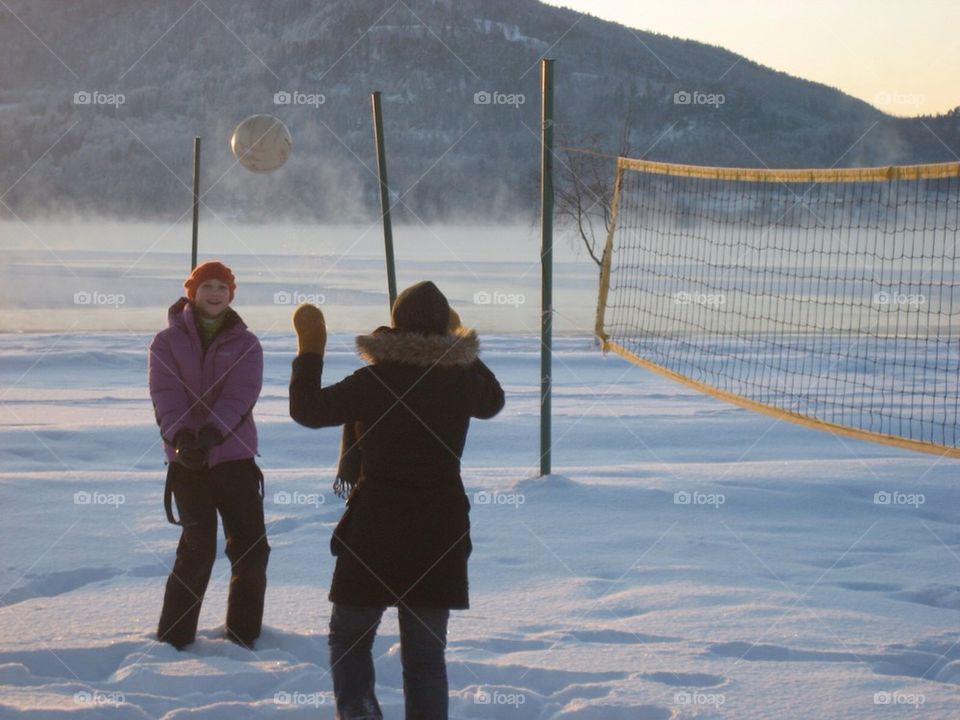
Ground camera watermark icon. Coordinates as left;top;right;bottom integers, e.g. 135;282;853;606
473;90;526;108
873;691;925;708
673;90;725;108
74;490;125;508
274;290;326;306
74;290;125;308
872;291;925;308
473;290;525;308
474;490;525;509
674;490;725;508
274;690;329;707
674;691;725;707
274;490;325;508
274;90;325;108
873;92;926;110
873;490;925;508
74;690;125;707
674;291;725;307
474;687;526;707
73;91;125;107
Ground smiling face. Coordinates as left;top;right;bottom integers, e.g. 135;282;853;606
193;280;231;318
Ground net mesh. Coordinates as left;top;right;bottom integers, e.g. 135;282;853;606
596;159;960;455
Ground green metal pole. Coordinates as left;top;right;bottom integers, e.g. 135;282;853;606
190;136;201;270
540;59;555;477
371;91;398;310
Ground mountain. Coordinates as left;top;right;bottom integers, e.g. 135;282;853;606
0;0;957;222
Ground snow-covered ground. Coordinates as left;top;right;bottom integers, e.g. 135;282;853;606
1;330;958;719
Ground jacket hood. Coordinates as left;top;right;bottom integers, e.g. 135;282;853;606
167;296;191;325
356;327;479;367
391;281;450;336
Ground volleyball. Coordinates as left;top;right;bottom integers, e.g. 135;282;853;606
230;114;292;173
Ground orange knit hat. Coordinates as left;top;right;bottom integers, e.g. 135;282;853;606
183;261;236;302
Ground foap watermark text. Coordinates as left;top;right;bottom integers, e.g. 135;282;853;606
274;90;325;107
474;90;525;108
874;691;925;708
474;290;525;308
74;690;125;707
74;290;125;308
674;291;725;307
474;688;526;707
674;90;725;108
874;490;925;508
274;690;330;707
674;690;725;707
74;91;125;107
75;490;125;508
274;491;325;508
274;290;326;306
674;490;725;508
873;291;925;308
474;490;525;509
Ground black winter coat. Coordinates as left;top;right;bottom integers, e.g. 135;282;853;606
289;328;505;609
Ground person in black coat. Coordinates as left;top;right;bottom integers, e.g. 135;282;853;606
289;281;505;720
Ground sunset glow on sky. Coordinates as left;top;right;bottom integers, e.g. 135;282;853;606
542;0;959;117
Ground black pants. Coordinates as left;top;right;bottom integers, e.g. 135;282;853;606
157;459;270;649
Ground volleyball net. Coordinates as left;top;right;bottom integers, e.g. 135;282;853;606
595;157;960;457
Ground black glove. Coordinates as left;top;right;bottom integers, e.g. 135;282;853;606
173;428;206;471
197;424;223;450
172;428;195;453
183;424;224;470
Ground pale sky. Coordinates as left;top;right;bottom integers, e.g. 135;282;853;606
540;0;959;117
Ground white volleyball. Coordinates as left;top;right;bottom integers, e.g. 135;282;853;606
230;114;292;173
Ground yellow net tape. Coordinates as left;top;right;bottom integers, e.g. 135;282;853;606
618;157;960;183
602;339;960;459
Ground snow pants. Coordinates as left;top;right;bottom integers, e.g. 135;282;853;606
157;458;269;649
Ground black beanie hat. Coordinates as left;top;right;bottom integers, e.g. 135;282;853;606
391;281;450;335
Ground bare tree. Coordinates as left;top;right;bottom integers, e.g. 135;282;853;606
553;117;632;267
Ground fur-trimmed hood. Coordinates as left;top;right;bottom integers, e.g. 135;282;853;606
356;327;479;367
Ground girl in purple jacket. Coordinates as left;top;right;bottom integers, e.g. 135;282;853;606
148;261;269;650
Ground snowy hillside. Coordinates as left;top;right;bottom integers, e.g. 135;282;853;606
2;0;958;222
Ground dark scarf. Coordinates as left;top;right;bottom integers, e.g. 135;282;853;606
334;423;363;499
191;304;240;351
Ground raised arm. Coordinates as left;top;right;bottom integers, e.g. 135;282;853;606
289;303;370;428
289;354;370;428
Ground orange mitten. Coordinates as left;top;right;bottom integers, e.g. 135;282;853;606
293;304;327;356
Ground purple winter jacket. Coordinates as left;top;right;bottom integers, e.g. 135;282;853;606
149;298;263;467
